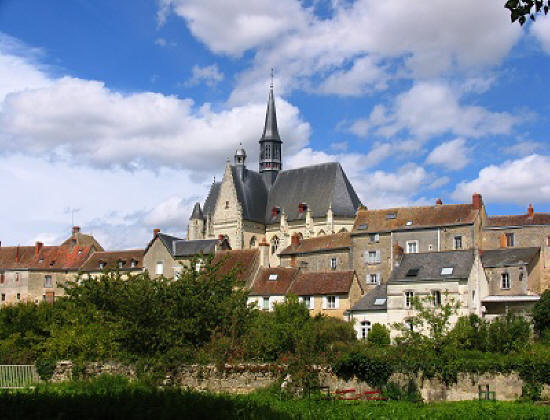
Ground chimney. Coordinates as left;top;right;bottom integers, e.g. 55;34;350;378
528;203;534;218
258;237;270;268
291;233;300;247
35;241;43;257
153;228;160;238
435;198;443;205
72;226;80;235
472;193;482;210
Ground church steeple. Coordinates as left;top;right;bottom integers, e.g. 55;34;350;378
259;71;282;188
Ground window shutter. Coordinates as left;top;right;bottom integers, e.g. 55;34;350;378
322;296;327;309
375;250;381;263
310;296;315;309
335;296;340;309
376;273;381;284
499;234;507;248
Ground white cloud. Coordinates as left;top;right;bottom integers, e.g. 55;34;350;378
370;81;517;139
426;138;470;171
531;15;550;53
185;64;224;87
452;155;550;205
503;140;546;156
349;119;369;137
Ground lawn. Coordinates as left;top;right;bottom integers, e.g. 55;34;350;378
0;376;549;420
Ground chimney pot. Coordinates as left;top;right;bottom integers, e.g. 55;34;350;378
153;228;160;237
291;233;300;247
72;226;80;234
472;193;482;210
435;198;443;205
35;241;43;256
528;203;534;218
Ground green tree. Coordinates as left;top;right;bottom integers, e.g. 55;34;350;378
533;290;550;337
505;0;549;25
367;323;391;347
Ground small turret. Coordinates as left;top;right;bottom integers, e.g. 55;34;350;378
188;202;205;240
234;143;247;180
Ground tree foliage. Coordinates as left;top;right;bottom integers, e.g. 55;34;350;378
533;289;550;337
505;0;549;26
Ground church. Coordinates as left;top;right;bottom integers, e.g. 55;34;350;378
187;83;362;266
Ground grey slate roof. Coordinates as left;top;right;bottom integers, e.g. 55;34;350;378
481;247;539;268
260;86;281;142
388;250;474;283
173;239;218;257
231;166;269;224
350;283;388;312
265;162;362;223
203;182;221;216
190;202;203;220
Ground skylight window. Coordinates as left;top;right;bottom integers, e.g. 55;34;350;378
374;298;386;306
406;268;419;277
268;274;278;281
406;220;413;226
441;267;453;275
385;213;397;219
358;224;368;230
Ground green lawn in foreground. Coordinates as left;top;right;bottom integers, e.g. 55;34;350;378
1;376;549;420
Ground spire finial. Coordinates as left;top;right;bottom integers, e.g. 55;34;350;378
270;68;274;89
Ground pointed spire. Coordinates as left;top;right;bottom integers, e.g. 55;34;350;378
190;202;203;220
261;70;281;142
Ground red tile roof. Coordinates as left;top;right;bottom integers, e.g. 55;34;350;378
352;204;478;233
288;270;356;296
279;232;351;256
249;267;299;296
212;249;259;286
486;213;550;227
0;245;93;271
80;250;144;272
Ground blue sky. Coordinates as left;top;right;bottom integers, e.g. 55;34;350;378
0;0;549;249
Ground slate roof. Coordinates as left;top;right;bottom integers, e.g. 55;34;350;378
266;162;361;223
288;270;357;296
0;245;93;271
350;283;388;312
249;267;298;296
190;203;203;220
212;249;259;287
173;239;218;257
60;232;104;251
279;232;351;256
231;166;269;224
481;247;540;268
80;250;143;272
203;182;221;216
352;204;478;234
486;213;550;227
388;250;474;283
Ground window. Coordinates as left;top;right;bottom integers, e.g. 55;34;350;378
1;294;4;302
441;267;453;275
330;257;337;270
118;260;124;269
16;293;20;300
404;291;414;308
44;275;52;288
225;201;229;209
249;236;257;248
268;274;278;280
195;260;203;272
406;318;414;331
428;244;433;251
369;233;379;242
406;241;418;254
432;290;441;307
406;220;413;226
155;261;164;275
130;260;137;268
501;272;511;289
506;233;514;247
406;268;419;277
326;295;337;309
366;250;380;264
318;230;325;236
39;258;44;263
99;262;106;270
374;298;386;306
301;296;313;309
385;213;396;219
454;236;463;250
357;224;368;230
262;297;270;311
360;321;371;339
270;236;279;255
547;236;550;247
368;273;379;284
15;272;19;282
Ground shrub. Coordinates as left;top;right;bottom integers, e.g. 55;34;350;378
36;359;57;381
368;323;390;347
533;290;550;337
332;351;393;388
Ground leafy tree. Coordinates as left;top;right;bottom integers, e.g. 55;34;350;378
505;0;549;26
447;314;489;351
533;290;550;337
368;323;391;347
487;312;532;353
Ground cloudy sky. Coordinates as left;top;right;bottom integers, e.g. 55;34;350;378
1;0;549;249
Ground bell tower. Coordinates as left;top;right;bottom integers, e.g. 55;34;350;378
259;71;282;188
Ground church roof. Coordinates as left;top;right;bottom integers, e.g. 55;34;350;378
203;182;221;216
231;166;268;224
260;86;281;143
190;202;203;220
266;162;361;223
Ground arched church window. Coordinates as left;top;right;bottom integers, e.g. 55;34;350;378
270;236;279;255
339;228;348;233
250;236;257;248
265;144;271;159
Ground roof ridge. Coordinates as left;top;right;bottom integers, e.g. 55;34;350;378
358;203;472;213
279;161;340;172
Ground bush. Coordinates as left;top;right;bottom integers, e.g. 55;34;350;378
533;290;550;337
332;351;393;388
368;323;390;347
35;359;57;381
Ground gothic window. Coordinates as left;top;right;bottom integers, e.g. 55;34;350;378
270;236;279;255
318;230;325;236
265;144;271;159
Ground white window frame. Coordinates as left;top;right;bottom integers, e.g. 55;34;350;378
506;233;514;247
155;261;164;275
404;291;414;308
262;296;270;311
44;275;52;288
454;236;463;250
369;233;379;243
330;257;337;270
501;272;511;289
195;259;203;273
325;295;338;309
300;296;314;309
406;240;418;254
360;320;371;339
432;290;441;307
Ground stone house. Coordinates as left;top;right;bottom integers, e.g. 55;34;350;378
142;230;229;278
480;247;541;319
278;232;352;272
79;249;144;279
348;250;482;339
211;248;262;288
247;267;299;311
0;227;101;305
350;194;484;292
187;85;361;267
482;204;550;291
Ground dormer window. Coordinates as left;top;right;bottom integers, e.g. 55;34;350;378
39;258;44;264
130;260;137;268
298;202;308;213
118;260;124;269
385;213;397;219
358;224;368;230
271;206;280;217
406;220;413;226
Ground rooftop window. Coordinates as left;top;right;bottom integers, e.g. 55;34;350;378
441;267;453;275
357;224;368;230
406;220;413;226
268;274;278;281
374;298;386;306
385;213;397;219
406;268;419;277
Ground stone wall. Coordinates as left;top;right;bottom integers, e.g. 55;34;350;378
51;361;536;401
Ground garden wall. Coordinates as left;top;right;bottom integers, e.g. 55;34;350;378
51;361;545;401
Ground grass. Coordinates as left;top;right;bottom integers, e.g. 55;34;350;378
0;375;549;419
